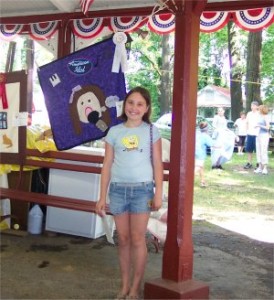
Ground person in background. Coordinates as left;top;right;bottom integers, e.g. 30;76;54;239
234;111;247;155
254;105;270;175
96;87;163;300
195;121;213;187
211;107;234;170
212;107;227;130
244;101;260;169
211;123;238;170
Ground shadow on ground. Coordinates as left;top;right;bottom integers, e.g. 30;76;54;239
1;220;273;299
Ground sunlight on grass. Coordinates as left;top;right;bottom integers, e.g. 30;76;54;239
193;152;274;243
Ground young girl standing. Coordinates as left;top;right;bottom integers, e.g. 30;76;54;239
96;87;163;299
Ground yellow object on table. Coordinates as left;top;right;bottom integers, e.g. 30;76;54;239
0;125;57;175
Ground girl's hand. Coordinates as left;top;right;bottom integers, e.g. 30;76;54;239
151;196;162;211
95;199;106;217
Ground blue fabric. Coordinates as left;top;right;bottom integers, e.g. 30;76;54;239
38;37;126;150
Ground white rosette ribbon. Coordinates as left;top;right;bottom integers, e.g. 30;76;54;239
112;32;128;73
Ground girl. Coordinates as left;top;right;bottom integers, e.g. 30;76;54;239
96;87;163;299
254;105;270;175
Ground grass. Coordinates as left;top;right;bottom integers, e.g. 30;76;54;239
193;151;274;217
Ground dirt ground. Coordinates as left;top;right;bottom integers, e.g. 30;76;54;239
1;214;273;300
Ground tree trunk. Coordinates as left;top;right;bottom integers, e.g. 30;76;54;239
245;31;262;110
227;21;243;121
160;34;171;114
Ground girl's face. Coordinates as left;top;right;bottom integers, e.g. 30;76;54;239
124;92;149;121
218;108;224;116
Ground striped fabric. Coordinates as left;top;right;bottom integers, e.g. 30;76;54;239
80;0;94;15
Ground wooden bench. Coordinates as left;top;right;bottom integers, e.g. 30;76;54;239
0;149;169;216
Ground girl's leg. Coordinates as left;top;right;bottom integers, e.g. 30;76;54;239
261;135;269;174
114;213;131;296
261;135;269;166
255;136;261;168
200;166;206;186
128;213;150;297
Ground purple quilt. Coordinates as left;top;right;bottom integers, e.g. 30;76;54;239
38;37;126;150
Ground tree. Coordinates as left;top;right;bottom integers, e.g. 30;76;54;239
261;25;274;105
199;30;227;89
245;30;262;110
127;31;173;120
227;21;245;121
159;34;172;114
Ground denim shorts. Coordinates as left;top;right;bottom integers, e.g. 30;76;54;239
108;181;154;215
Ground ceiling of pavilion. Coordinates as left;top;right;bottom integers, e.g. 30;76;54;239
1;0;273;18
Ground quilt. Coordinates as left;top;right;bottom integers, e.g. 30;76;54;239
38;37;126;150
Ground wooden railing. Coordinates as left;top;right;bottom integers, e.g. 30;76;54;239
0;149;169;214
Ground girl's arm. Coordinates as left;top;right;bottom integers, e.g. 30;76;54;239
152;138;163;210
96;142;114;216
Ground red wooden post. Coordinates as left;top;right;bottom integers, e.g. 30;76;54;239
144;1;209;298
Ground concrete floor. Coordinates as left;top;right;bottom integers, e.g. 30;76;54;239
1;220;273;299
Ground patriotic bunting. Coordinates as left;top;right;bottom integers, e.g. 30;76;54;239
0;8;273;41
200;12;230;33
72;18;104;38
148;14;175;34
29;21;59;40
233;7;274;32
0;24;23;41
109;16;143;32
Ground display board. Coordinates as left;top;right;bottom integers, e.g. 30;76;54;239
0;70;29;165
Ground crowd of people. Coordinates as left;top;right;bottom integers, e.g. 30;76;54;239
195;101;271;187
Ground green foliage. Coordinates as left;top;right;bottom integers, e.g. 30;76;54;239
126;31;164;120
261;25;274;104
198;28;229;89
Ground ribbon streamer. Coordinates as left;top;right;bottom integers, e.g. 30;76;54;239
112;32;128;73
0;74;8;109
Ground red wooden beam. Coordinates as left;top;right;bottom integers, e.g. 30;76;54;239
144;1;209;298
205;0;274;11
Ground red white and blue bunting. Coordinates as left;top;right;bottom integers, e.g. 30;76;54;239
233;7;274;32
109;16;143;33
200;12;230;33
0;8;273;41
0;24;23;41
72;18;104;38
29;21;59;40
148;13;175;34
